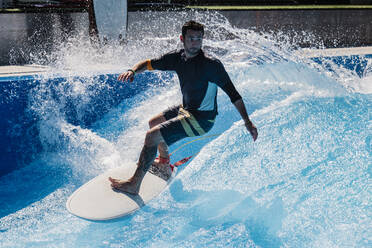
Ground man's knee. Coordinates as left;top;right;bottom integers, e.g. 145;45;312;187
148;118;157;129
149;114;166;128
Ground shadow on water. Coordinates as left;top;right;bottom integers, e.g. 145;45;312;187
168;179;285;247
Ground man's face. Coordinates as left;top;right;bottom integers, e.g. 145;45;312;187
181;29;203;57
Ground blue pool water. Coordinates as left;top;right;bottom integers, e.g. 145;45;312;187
0;11;371;247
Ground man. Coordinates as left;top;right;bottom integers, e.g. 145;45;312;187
109;20;258;194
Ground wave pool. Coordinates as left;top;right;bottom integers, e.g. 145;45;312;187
0;11;371;248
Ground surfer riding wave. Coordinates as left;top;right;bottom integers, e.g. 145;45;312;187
109;20;258;194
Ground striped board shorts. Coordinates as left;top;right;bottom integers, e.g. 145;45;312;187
159;105;215;146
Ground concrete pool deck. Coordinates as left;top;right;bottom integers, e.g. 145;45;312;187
0;64;49;78
296;46;372;58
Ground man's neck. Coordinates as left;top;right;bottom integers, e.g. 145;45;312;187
184;49;202;59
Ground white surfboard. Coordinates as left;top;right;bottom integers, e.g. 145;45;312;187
66;163;176;221
89;0;128;43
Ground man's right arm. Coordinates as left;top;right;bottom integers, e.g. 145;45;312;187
118;51;177;82
118;59;150;82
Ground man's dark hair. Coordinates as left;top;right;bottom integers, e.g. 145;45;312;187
182;20;204;37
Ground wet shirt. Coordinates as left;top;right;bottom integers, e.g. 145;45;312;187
147;49;241;119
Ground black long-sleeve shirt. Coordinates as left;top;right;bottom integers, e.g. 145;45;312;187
148;49;242;119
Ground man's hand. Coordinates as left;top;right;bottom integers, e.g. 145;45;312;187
118;60;149;82
245;120;258;142
118;70;135;82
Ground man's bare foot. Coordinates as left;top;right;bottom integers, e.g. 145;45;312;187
108;177;140;195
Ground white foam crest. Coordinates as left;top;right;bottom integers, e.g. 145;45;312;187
355;75;372;94
353;57;372;94
39;118;122;177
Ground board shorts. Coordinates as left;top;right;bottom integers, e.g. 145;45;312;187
159;105;215;146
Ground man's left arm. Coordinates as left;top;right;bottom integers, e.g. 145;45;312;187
214;60;258;141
